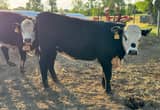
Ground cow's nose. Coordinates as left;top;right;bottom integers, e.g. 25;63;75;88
24;38;31;43
131;43;136;48
128;50;137;55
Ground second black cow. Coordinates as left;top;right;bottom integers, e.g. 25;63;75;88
32;12;142;94
0;11;35;72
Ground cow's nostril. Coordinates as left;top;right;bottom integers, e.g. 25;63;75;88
131;43;136;48
128;50;137;55
24;38;31;43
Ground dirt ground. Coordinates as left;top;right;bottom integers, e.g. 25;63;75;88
0;36;160;110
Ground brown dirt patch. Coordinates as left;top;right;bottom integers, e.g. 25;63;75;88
0;36;160;110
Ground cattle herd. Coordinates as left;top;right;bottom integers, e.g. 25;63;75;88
0;11;151;94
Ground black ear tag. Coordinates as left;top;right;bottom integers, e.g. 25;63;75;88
114;32;120;40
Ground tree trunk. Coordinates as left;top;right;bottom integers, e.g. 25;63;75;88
157;10;160;37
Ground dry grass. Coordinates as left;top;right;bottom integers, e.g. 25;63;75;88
0;35;160;110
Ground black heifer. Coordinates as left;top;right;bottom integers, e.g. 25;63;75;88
0;12;30;72
36;12;126;94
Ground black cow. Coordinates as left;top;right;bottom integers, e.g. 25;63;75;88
31;12;142;94
0;11;35;72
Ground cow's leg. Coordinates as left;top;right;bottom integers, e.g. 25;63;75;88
39;53;49;88
18;47;26;73
98;58;112;94
1;47;16;66
48;53;59;83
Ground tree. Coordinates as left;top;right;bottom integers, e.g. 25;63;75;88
145;0;158;24
13;7;26;10
26;0;43;11
126;4;135;15
49;0;57;12
0;0;8;9
83;2;90;15
82;0;103;16
101;0;125;9
154;0;160;10
72;0;84;13
101;0;125;15
88;0;96;9
135;1;149;13
154;0;160;36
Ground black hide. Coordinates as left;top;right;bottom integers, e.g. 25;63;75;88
36;12;126;94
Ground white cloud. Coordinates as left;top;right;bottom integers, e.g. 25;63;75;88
57;0;73;9
9;0;28;9
124;0;144;4
9;0;73;9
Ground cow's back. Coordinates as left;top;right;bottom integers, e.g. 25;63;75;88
36;12;105;59
36;12;125;60
0;12;25;45
36;12;101;40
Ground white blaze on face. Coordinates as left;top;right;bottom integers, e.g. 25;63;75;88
21;19;35;43
123;25;142;55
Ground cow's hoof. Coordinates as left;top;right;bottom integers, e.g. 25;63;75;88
105;89;113;95
101;77;105;89
20;67;25;73
53;78;60;84
7;61;16;66
43;83;49;89
20;69;25;73
43;80;49;88
106;82;112;95
51;76;60;84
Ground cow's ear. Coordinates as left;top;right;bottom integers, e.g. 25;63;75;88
111;26;121;33
13;23;20;34
141;28;152;36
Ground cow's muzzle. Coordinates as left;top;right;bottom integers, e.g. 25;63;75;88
23;38;32;52
24;38;32;43
128;50;137;55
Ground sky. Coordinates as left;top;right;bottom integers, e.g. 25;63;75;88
8;0;144;10
9;0;73;9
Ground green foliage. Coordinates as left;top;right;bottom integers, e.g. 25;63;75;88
0;0;8;9
71;0;101;16
88;0;96;9
102;0;125;8
70;0;159;17
145;0;159;24
26;0;43;11
13;7;26;10
72;0;84;13
49;0;57;12
155;0;160;10
95;0;125;16
135;1;149;13
71;0;128;16
126;4;135;15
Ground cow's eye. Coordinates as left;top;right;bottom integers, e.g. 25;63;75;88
138;39;141;42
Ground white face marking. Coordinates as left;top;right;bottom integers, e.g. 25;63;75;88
21;19;35;43
123;25;142;55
